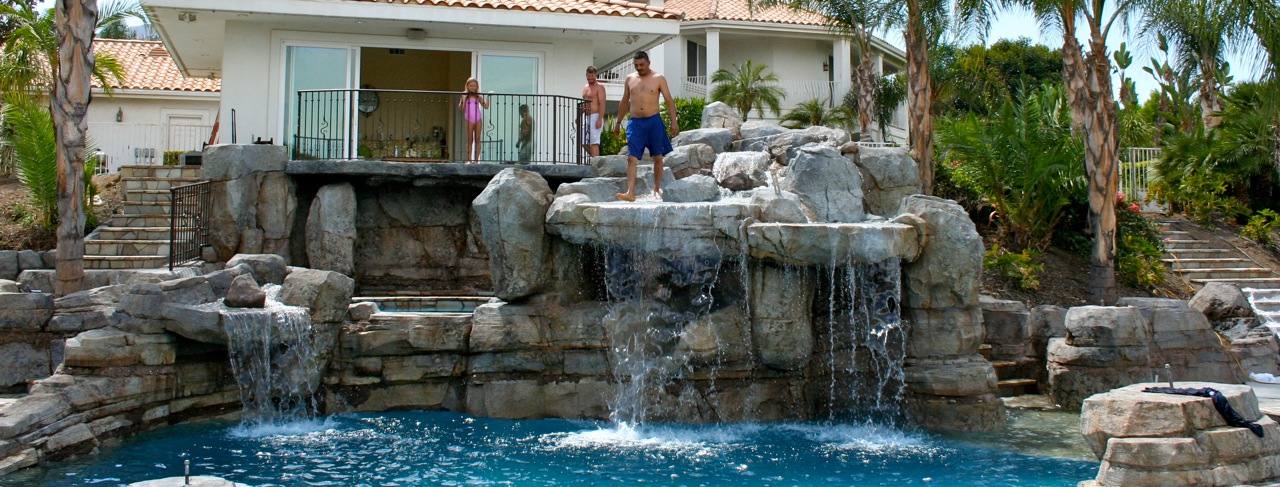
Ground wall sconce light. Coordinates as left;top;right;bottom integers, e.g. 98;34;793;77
406;28;427;40
822;61;830;72
178;12;196;22
115;107;123;122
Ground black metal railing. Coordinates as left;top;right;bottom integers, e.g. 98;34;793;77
169;181;211;270
293;89;589;164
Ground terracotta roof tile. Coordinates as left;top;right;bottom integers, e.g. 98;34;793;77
665;0;827;26
354;0;684;20
93;39;220;93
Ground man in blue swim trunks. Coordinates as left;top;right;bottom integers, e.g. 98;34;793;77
612;50;679;201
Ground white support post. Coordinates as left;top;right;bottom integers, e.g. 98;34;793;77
834;38;852;105
706;29;721;88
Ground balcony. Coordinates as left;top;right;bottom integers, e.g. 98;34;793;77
292;89;589;164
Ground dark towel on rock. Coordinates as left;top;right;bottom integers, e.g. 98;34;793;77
1143;386;1265;437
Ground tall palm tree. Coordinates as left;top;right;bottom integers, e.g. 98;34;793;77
1002;0;1131;305
1139;0;1254;130
754;0;898;141
0;0;135;99
780;97;855;129
710;60;787;120
897;0;949;195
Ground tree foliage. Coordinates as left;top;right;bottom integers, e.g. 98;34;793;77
930;38;1063;117
780;98;854;130
710;60;786;120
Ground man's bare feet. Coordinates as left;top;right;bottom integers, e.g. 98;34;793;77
616;192;636;202
654;189;663;201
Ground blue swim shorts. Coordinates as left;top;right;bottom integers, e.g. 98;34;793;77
626;114;673;158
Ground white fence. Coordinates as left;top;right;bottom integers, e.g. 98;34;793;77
1121;147;1163;211
87;122;214;172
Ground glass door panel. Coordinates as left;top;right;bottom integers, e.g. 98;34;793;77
286;46;354;159
476;54;539;163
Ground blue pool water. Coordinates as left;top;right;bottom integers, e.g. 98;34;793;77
8;411;1097;486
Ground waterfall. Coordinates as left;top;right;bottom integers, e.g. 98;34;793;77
818;258;908;424
223;286;322;425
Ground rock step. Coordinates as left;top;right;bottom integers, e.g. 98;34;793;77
84;239;172;257
123;189;176;203
1161;258;1254;270
1164;248;1233;258
120;201;173;215
118;165;203;179
1172;268;1275;280
1163;239;1227;250
121;177;204;192
109;215;174;228
997;378;1038;397
1190;277;1280;289
95;227;190;240
1160;230;1191;237
978;344;993;360
83;255;168;270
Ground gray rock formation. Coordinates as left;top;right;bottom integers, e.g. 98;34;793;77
204;144;294;261
749;188;809;223
662;174;721;203
1079;382;1280;487
306;182;358;275
280;269;355;324
672;128;733;153
739;121;789;140
590;155;633;177
0;292;54;330
225;254;288;285
1190;282;1253;320
712;151;771;190
663;143;717;179
224;274;266;308
555;177;626;203
778;146;864;223
751;263;813;370
0;250;17;280
700;101;743;139
852;146;920;216
1047;306;1151;410
473;169;554;301
16;250;42;271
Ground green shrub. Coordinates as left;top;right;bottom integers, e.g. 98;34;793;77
1243;209;1280;247
936;83;1086;251
163;150;183;166
1115;195;1166;288
984;244;1043;291
1;96;100;230
599;114;626;157
660;97;706;133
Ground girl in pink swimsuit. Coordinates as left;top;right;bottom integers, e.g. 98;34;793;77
458;78;490;164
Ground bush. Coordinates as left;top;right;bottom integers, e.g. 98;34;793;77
661;97;706;133
935;83;1085;251
1115;194;1166;288
1;96;100;230
984;244;1043;291
1150;128;1251;226
162;150;183;166
599;114;626;157
1243;209;1280;248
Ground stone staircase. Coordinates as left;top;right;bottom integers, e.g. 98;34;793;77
84;165;203;270
1247;288;1280;334
1160;221;1280;291
979;344;1039;397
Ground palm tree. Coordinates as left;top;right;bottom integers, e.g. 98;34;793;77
1003;0;1129;304
1139;0;1255;130
897;0;949;195
780;98;855;129
710;60;787;120
753;0;898;140
0;0;135;99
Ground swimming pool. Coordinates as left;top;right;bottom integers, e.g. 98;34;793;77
7;411;1097;486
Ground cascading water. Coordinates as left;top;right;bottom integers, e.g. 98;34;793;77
222;285;322;425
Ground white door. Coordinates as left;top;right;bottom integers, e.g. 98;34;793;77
478;54;539;162
166;115;205;152
285;45;356;158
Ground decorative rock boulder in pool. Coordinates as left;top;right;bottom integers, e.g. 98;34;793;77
0;291;53;330
672;128;733;154
472;168;554;301
1079;382;1280;487
712;151;771;190
663;143;717;179
852;146;920;216
749;188;809;223
225;254;288;285
555;177;627;203
700;101;743;139
778;146;864;223
661;174;721;203
0;250;17;280
306;182;358;275
1189;282;1254;321
739;121;789;140
590;155;633;177
224;274;266;308
280;269;355;324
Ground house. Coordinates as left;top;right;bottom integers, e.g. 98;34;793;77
90;39;221;172
140;0;683;163
598;0;909;142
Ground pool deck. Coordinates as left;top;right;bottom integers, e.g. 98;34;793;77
1250;380;1280;421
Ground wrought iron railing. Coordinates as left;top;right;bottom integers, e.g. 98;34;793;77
293;89;588;164
169;180;211;270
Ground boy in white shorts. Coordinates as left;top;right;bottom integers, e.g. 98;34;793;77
581;66;606;157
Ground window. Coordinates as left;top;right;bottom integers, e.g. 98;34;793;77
687;41;707;78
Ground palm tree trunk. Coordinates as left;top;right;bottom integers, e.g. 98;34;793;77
52;0;96;297
1062;31;1120;305
1199;56;1223;130
904;0;934;195
855;54;876;142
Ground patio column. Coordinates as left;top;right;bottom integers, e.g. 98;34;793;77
833;37;852;105
706;29;721;84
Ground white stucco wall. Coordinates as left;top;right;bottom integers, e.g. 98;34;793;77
86;93;220;171
216;21;594;147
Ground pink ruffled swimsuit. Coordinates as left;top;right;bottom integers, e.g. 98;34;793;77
464;96;483;124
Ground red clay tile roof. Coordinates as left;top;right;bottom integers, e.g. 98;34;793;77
665;0;827;26
353;0;684;20
93;39;220;93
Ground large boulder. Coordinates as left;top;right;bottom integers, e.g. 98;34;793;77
226;254;288;285
50;285;124;332
778;145;864;223
1047;306;1152;410
0;341;51;389
201;144;289;182
16;250;42;271
852;146;921;216
1120;297;1246;385
590;155;633;177
672;128;733;153
663;143;717;179
900;195;982;309
712;151;771;191
699;101;743;139
1189;282;1253;321
749;188;809;223
0;292;54;330
256;171;297;256
306;182;357;275
0;250;17;280
661;174;720;203
555;177;626;203
279;269;355;323
739;121;789;140
751;264;814;370
472;168;554;301
224;274;266;308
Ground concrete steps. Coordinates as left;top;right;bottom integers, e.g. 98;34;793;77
989;357;1039;397
1160;221;1280;292
85;165;202;270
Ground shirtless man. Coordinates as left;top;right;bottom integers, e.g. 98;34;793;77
581;66;606;157
613;50;679;202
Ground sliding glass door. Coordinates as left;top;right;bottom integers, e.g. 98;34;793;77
285;45;356;158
